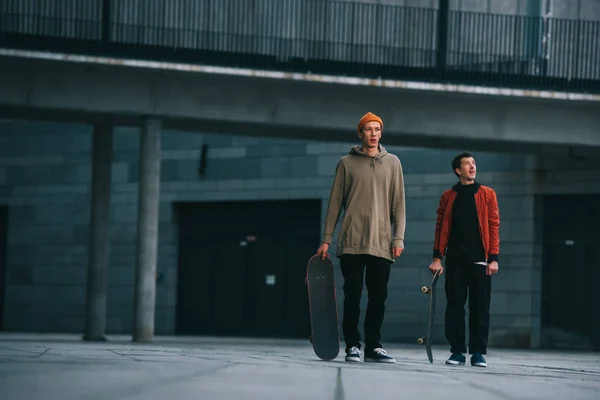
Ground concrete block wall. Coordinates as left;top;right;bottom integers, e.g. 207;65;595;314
106;127;545;348
2;119;588;350
0;121;92;332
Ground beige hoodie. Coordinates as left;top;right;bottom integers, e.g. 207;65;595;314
322;144;406;262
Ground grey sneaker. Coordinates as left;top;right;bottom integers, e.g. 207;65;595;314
445;352;466;365
345;346;361;362
364;347;396;363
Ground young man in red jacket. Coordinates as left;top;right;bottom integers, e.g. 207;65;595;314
428;152;500;368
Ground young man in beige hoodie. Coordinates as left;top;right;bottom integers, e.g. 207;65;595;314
317;112;406;363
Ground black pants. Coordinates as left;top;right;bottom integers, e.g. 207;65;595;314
444;258;491;354
340;254;391;352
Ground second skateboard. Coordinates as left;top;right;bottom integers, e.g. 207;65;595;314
417;270;440;363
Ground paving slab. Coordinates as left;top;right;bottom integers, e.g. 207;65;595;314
0;333;598;400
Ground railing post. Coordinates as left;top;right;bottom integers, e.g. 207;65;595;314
436;0;449;72
101;0;111;42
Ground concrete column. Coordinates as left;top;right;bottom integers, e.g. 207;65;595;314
83;124;113;341
132;117;161;343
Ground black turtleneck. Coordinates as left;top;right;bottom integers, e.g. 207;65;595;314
447;181;486;264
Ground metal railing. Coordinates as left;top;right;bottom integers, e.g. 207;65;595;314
1;0;598;93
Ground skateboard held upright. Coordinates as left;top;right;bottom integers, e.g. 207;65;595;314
306;254;340;361
418;270;440;363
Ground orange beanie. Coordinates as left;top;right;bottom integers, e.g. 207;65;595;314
357;112;383;133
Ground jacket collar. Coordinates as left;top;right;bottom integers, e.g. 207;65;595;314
451;180;481;192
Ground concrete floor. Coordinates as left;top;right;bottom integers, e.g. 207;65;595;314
0;333;598;400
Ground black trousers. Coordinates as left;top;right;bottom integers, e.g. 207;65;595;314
444;257;491;354
340;254;391;352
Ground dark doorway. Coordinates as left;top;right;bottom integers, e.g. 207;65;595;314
176;199;320;338
0;206;7;330
541;194;600;351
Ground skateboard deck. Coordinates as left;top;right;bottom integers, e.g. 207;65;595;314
306;254;340;361
418;270;440;363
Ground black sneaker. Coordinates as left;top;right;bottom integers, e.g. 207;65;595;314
345;346;361;362
445;352;466;365
364;348;395;363
470;352;487;367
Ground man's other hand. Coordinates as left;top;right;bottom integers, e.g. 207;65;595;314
317;243;330;260
428;259;444;275
487;261;499;276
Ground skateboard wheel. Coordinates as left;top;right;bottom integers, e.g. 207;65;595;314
417;337;427;345
421;286;431;294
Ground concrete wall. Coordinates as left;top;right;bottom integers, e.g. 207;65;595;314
3;55;599;151
4;119;599;349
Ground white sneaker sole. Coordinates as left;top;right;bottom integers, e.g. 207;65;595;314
345;356;360;362
445;360;465;365
364;358;396;363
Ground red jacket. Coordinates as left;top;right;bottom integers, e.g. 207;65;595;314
433;183;500;262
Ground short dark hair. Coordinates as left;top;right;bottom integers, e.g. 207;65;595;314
452;152;474;177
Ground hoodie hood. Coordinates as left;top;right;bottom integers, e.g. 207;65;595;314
349;144;388;170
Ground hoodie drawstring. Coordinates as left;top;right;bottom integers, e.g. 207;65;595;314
370;156;383;170
349;144;386;170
